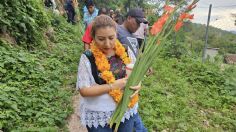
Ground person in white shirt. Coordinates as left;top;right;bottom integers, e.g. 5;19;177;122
133;23;149;49
76;15;143;132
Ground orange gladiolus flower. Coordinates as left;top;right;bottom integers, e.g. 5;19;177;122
187;0;199;11
179;13;194;20
187;4;197;11
164;5;174;14
188;14;194;19
150;14;169;35
174;21;183;32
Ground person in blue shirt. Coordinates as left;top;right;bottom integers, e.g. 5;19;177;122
83;0;98;28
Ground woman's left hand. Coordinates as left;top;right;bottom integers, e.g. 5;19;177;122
129;82;141;98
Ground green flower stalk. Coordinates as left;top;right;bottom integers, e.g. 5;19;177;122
109;0;199;131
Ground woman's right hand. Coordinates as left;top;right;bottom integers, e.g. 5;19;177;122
112;78;128;90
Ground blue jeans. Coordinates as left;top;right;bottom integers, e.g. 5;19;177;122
134;113;148;132
86;113;147;132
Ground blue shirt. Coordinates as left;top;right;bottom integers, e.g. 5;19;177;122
83;6;98;27
117;25;139;57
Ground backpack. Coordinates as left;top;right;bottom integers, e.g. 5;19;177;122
83;50;106;85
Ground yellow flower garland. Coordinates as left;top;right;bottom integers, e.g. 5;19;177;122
90;39;138;108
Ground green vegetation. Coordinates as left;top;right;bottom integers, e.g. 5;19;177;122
0;21;83;131
0;1;83;131
140;55;236;131
139;31;236;131
184;22;236;54
0;0;49;49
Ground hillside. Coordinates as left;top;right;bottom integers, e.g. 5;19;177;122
183;22;236;54
0;1;84;131
140;56;236;131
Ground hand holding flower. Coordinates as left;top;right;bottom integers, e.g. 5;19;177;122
130;82;142;98
112;78;128;90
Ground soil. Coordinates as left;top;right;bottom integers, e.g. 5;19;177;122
67;94;87;132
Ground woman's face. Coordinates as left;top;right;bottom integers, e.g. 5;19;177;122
94;26;116;55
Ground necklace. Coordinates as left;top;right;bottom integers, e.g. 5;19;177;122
90;39;138;108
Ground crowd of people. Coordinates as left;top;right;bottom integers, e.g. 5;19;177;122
44;0;149;131
43;0;126;26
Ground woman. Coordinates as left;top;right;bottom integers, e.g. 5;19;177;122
76;15;143;131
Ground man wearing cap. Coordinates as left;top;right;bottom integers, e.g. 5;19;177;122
83;0;98;28
117;8;148;132
117;8;148;57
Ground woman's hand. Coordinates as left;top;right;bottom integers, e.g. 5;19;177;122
130;82;142;98
112;78;128;90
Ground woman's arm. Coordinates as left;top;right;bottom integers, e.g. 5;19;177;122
77;54;128;97
79;83;111;97
80;78;127;97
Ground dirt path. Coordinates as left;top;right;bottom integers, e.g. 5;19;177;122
67;94;87;132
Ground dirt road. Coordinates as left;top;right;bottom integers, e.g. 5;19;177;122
67;94;87;132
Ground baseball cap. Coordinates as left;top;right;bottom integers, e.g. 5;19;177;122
127;8;148;24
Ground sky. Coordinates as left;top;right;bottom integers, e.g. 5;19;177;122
192;0;236;32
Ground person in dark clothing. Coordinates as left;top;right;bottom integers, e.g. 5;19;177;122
117;8;148;57
44;0;56;12
114;9;124;25
44;0;53;7
65;0;76;24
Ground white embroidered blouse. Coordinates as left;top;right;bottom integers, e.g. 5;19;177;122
76;48;138;128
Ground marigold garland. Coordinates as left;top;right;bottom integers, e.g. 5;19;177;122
90;39;138;108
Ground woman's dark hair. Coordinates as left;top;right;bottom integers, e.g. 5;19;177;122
91;15;116;38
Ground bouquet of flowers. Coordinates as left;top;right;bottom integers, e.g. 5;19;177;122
110;0;199;131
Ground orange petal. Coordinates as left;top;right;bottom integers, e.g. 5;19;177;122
174;21;183;32
188;14;194;19
187;4;197;11
150;14;169;35
179;13;194;20
164;5;174;14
